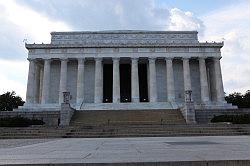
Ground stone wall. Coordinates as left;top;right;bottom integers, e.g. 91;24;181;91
195;108;250;124
0;111;60;126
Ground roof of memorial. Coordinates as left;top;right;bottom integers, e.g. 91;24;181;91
25;30;223;49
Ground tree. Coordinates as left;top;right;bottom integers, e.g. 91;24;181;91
0;91;25;111
225;90;250;108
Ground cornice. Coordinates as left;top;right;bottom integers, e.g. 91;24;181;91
25;42;223;49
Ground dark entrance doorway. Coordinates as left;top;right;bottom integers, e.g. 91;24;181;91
103;64;113;103
120;64;131;102
139;63;149;102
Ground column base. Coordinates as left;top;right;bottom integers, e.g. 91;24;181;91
131;97;140;103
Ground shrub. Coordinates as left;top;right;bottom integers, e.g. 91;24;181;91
0;116;44;127
211;114;250;124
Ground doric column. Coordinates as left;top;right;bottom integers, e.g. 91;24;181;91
213;57;226;103
34;63;41;104
149;58;157;102
183;58;192;101
59;59;68;104
183;58;192;100
112;58;120;103
76;58;85;105
26;59;36;104
41;59;51;104
94;58;103;103
199;58;210;103
131;58;140;102
165;58;175;102
39;66;44;103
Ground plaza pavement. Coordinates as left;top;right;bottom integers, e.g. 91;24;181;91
0;136;250;165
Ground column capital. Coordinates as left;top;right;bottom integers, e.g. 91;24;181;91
60;58;68;62
131;57;139;61
148;57;156;60
165;57;173;61
112;57;120;61
213;57;222;61
182;57;190;61
27;58;37;62
198;57;207;60
95;57;103;61
43;58;52;62
148;57;156;64
78;58;85;63
112;57;120;63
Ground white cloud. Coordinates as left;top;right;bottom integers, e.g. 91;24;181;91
0;59;28;99
0;0;71;99
201;1;250;94
168;8;204;34
0;0;71;60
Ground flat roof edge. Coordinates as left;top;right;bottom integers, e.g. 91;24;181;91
50;30;198;35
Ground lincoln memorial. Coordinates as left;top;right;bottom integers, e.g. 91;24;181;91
21;30;234;112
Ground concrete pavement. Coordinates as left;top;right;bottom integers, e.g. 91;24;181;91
0;136;250;165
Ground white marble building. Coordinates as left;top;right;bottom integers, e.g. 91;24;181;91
22;30;233;111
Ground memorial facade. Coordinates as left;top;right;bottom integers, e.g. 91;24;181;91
22;30;233;111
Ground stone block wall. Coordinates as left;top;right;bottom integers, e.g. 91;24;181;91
0;111;60;126
195;108;250;124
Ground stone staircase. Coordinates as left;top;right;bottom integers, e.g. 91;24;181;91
70;109;186;126
1;109;250;139
64;124;250;138
1;124;250;139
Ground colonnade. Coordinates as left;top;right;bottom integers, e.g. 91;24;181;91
25;57;225;105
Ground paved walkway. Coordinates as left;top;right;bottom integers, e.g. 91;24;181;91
0;136;250;165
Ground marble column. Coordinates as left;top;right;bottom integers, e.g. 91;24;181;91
149;58;157;102
165;58;175;102
34;63;41;104
76;58;85;105
131;58;140;102
213;57;226;103
41;59;51;104
94;58;103;103
183;58;192;101
59;59;68;104
26;59;36;104
199;58;210;103
113;58;120;103
39;66;44;103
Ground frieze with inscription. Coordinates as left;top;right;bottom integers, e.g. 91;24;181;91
51;31;198;46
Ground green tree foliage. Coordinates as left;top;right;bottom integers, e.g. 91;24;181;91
225;90;250;108
0;91;25;111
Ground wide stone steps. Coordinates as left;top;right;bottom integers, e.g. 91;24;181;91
70;109;186;125
1;124;250;139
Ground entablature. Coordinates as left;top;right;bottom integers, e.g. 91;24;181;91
25;42;223;49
